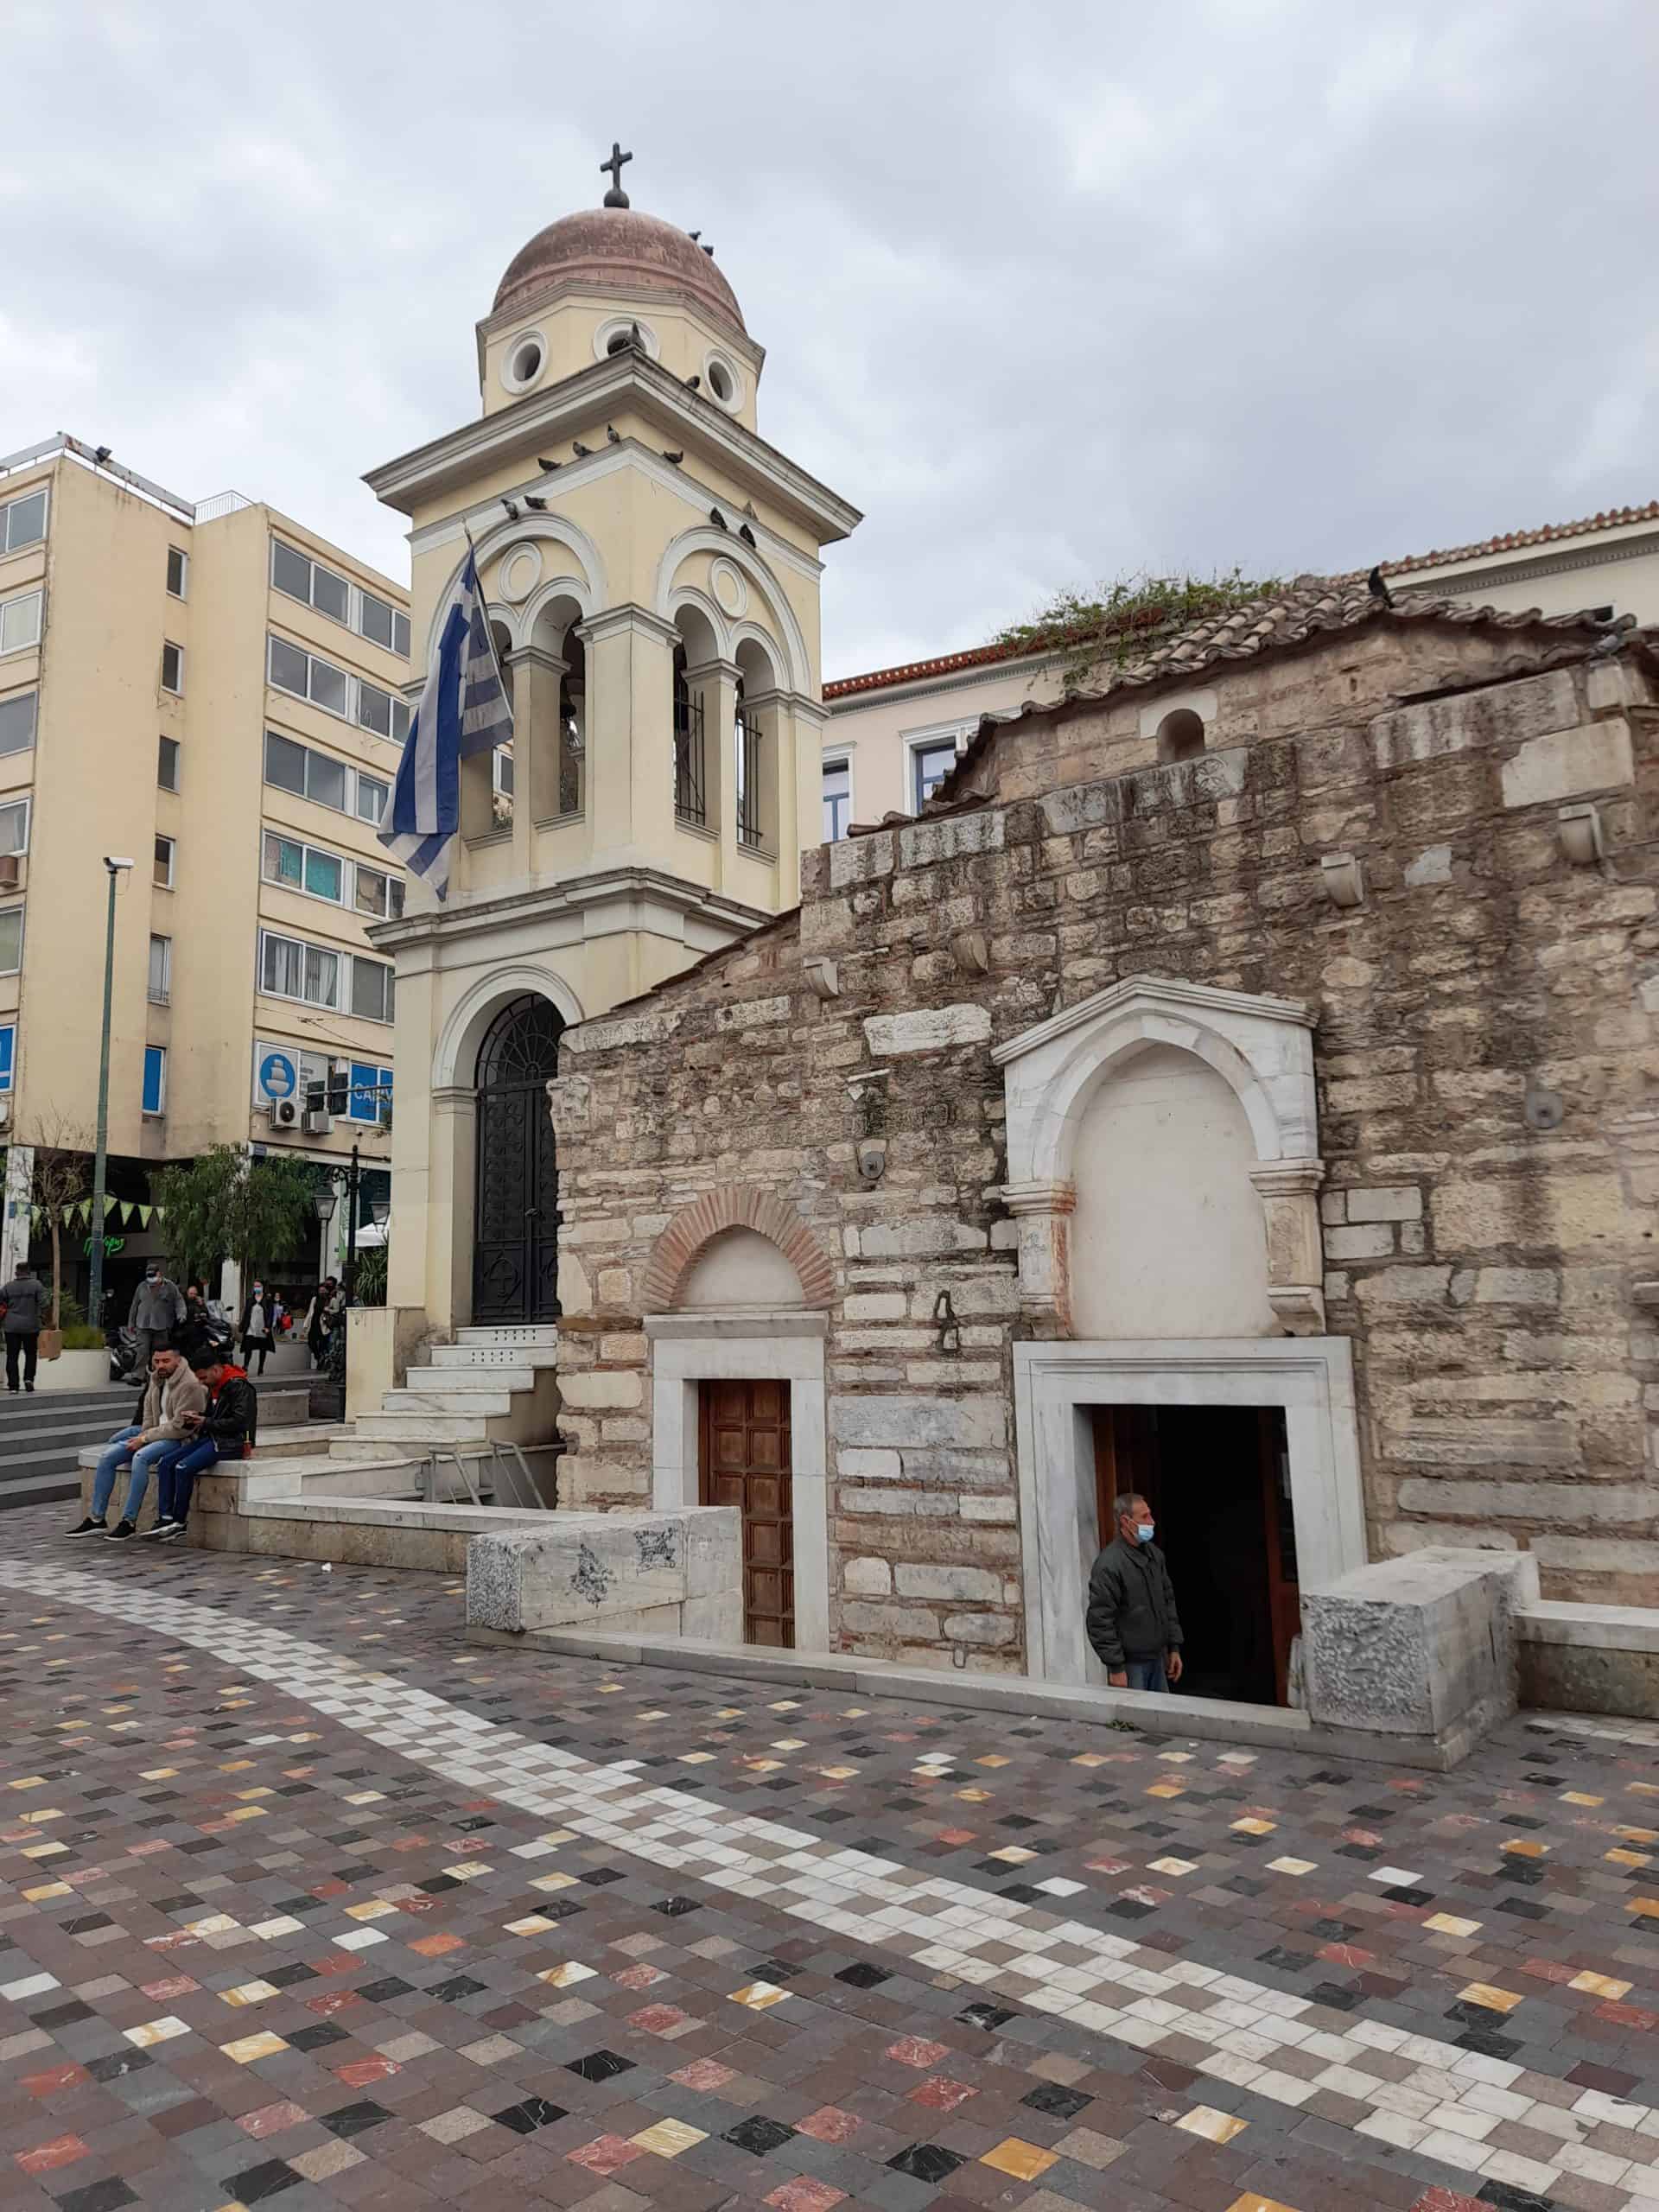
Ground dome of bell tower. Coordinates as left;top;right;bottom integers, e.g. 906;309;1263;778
493;207;745;340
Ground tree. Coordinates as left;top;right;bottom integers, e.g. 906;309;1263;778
151;1147;316;1296
995;567;1282;697
16;1110;93;1327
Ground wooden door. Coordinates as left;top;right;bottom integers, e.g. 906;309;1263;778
1091;1403;1162;1551
699;1380;793;1647
1257;1408;1300;1705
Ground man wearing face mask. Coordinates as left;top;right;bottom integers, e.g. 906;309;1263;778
1085;1491;1185;1693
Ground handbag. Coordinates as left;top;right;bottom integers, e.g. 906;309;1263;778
38;1327;62;1362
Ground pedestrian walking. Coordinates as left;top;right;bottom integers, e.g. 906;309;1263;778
67;1347;207;1541
240;1281;275;1375
147;1348;258;1541
0;1260;47;1393
126;1264;185;1382
1085;1491;1185;1693
303;1278;337;1369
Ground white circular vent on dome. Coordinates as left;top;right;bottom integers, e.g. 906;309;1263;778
501;329;547;393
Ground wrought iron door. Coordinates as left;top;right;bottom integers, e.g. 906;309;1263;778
472;995;563;1324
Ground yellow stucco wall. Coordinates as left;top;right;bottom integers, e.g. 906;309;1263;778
0;448;409;1249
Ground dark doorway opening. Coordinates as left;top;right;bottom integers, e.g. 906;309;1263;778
1091;1403;1298;1705
699;1379;793;1648
472;994;563;1325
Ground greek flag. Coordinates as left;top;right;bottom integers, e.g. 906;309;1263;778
378;546;512;898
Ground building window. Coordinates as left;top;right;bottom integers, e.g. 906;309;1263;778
359;591;411;658
263;729;359;814
0;589;43;656
823;757;851;842
1;489;47;553
142;1045;167;1116
347;1061;394;1123
0;1023;15;1092
911;737;960;811
259;928;340;1009
271;541;410;657
166;546;188;600
157;735;180;791
355;772;389;826
161;640;184;694
148;933;171;1004
154;835;175;888
353;863;404;920
0;906;22;975
0;691;36;756
350;957;395;1024
268;634;351;719
0;798;29;855
262;831;345;904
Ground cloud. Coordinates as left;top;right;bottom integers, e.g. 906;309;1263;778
5;0;1655;676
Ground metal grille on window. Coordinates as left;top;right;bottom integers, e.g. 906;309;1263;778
735;693;764;850
673;678;706;827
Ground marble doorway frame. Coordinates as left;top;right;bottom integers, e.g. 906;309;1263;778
645;1313;830;1656
1013;1337;1365;1687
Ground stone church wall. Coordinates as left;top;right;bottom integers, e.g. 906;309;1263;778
550;626;1659;1665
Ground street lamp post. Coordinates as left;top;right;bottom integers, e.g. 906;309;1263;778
87;856;134;1331
310;1145;391;1373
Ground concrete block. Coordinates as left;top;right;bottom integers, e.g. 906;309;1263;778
1301;1547;1539;1742
1516;1600;1659;1719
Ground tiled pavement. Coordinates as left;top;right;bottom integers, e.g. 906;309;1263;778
1;1505;1657;2212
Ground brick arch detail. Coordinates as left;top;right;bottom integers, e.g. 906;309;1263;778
640;1185;837;1314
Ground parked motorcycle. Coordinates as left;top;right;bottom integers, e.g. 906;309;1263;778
105;1311;233;1384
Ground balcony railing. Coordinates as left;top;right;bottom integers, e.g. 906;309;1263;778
674;692;706;828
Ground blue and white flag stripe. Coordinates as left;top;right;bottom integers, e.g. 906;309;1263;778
378;546;512;899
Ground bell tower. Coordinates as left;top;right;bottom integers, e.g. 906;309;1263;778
363;149;861;1340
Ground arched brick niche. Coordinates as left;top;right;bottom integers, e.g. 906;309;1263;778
640;1185;836;1314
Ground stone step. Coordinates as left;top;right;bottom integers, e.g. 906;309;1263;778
352;1410;499;1444
428;1344;560;1370
382;1388;516;1417
455;1325;559;1348
402;1364;538;1393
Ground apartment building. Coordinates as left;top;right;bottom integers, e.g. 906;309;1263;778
0;435;409;1311
820;498;1659;836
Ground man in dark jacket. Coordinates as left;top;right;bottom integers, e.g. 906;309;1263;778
1;1261;47;1392
147;1351;259;1542
126;1266;186;1381
1085;1493;1185;1693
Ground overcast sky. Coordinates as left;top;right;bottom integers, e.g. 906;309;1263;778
5;2;1656;675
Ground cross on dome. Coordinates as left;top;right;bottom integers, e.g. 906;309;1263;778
601;141;632;208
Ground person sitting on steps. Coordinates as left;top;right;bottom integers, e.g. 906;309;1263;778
67;1347;207;1542
145;1348;259;1542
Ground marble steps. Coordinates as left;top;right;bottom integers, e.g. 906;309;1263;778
399;1364;539;1393
427;1343;560;1370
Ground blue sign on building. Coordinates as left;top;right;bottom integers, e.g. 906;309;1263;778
258;1050;297;1102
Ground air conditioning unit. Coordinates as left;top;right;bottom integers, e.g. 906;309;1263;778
302;1109;334;1135
0;855;20;890
268;1097;301;1131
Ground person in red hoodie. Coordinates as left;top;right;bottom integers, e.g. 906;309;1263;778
147;1350;259;1542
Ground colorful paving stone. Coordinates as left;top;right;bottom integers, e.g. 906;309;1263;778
0;1517;1656;2211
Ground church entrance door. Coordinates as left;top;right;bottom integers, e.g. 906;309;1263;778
1091;1403;1299;1704
472;994;563;1325
699;1379;793;1647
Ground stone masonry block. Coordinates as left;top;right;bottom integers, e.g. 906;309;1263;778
1346;1186;1424;1222
830;1395;1007;1450
466;1509;741;1635
1301;1547;1538;1741
863;1005;994;1057
894;1563;1001;1602
1500;719;1633;810
1325;1224;1394;1261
